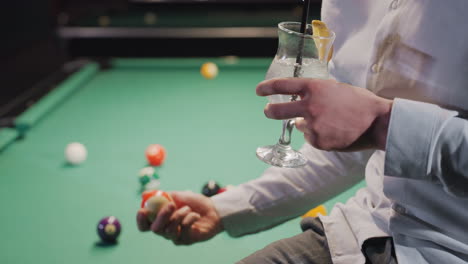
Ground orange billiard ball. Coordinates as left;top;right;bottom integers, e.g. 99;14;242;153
145;144;166;166
141;190;173;222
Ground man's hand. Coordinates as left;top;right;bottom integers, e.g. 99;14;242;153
136;191;223;245
256;78;392;151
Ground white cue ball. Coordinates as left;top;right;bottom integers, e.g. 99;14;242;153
65;142;87;165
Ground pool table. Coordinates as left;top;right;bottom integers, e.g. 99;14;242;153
0;58;363;263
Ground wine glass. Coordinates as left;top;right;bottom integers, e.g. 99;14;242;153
256;22;335;168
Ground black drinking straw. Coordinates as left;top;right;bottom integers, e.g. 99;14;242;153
293;0;311;78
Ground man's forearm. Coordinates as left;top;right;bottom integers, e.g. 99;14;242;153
212;145;371;237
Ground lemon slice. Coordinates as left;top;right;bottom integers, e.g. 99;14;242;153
302;205;327;218
312;20;333;62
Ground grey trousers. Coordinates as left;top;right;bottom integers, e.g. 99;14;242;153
238;217;397;264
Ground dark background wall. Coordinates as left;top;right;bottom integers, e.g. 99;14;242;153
1;1;65;107
0;0;321;119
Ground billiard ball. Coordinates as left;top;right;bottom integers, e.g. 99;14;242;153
145;144;166;166
141;190;173;222
217;187;227;194
200;62;218;79
141;190;173;208
139;167;159;185
144;179;161;191
222;56;239;65
216;184;235;194
98;15;111;27
201;180;221;197
65;142;87;165
144;12;157;25
97;216;121;243
301;205;327;218
139;174;150;186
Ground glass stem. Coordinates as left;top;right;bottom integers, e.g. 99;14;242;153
279;94;299;146
279;119;295;145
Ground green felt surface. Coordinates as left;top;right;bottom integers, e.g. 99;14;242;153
15;63;99;133
0;128;19;152
0;58;363;263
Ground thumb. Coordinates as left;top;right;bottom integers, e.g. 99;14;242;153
169;191;212;214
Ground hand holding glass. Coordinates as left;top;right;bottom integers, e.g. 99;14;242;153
256;22;335;168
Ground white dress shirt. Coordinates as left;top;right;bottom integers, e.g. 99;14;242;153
212;1;468;263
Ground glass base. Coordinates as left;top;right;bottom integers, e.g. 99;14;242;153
256;143;307;168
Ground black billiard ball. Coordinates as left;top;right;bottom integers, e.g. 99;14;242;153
202;180;221;197
97;216;121;243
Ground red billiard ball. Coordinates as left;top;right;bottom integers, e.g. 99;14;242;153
141;190;172;208
141;190;158;207
216;184;235;195
141;190;173;222
217;187;227;194
145;144;166;166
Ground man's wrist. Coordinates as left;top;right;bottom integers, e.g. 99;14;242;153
372;98;393;150
209;197;225;233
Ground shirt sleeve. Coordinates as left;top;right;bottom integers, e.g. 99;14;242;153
211;145;373;237
384;98;468;197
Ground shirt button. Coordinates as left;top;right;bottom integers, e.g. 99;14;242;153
390;0;399;9
371;63;380;73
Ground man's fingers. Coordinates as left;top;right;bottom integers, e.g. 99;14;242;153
150;203;176;234
165;206;192;240
264;101;305;120
136;208;151;231
175;212;201;245
181;212;201;228
295;117;307;133
304;133;315;147
256;78;311;97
